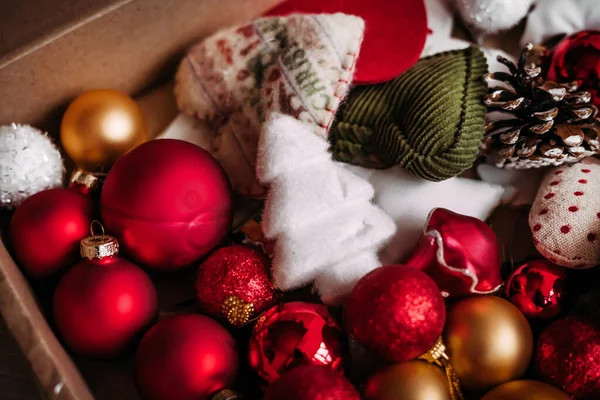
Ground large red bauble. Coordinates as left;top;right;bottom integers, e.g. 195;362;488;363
345;266;445;362
248;302;348;383
535;316;600;399
548;30;600;107
10;188;94;278
267;0;427;85
101;139;233;270
53;253;157;357
506;259;567;319
196;244;277;327
264;365;360;400
135;314;239;400
404;208;502;299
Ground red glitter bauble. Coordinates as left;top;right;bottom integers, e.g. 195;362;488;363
195;244;277;327
548;30;600;107
404;208;502;299
248;301;348;383
53;238;157;358
135;314;239;400
506;259;567;319
264;365;360;400
535;316;600;399
10;188;94;278
101;139;233;270
345;266;445;362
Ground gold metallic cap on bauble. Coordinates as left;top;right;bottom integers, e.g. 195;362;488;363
80;221;119;259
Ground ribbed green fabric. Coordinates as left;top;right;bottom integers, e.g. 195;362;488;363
329;46;488;181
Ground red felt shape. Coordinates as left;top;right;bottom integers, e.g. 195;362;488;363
267;0;428;85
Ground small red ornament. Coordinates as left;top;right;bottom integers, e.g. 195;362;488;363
248;301;347;383
506;259;567;319
264;365;360;400
135;314;239;400
548;30;600;107
266;0;427;85
10;188;94;278
404;208;502;299
535;316;600;399
53;225;157;357
345;266;445;362
101;139;233;270
196;244;277;327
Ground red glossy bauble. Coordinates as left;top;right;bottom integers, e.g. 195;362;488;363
506;260;567;319
535;316;600;399
548;30;600;107
10;188;94;278
135;314;239;400
404;208;502;299
345;266;445;362
248;302;348;383
53;234;157;357
264;365;360;400
196;244;277;327
101;139;233;270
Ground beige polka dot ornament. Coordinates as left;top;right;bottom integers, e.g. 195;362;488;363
530;158;600;268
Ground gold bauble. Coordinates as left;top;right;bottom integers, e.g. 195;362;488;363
364;361;452;400
481;380;570;400
61;89;148;171
443;296;533;392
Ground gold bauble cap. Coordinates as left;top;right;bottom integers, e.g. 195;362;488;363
80;221;119;259
70;170;103;190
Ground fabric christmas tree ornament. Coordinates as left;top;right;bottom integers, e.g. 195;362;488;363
530;159;600;268
176;13;364;197
257;113;396;305
329;47;488;181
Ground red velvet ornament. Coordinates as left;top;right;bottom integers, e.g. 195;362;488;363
266;0;428;85
535;316;600;399
196;244;277;327
506;260;567;319
101;139;233;270
404;208;502;299
548;30;600;107
10;188;94;278
53;230;157;357
135;314;239;400
264;365;360;400
345;266;445;362
248;301;347;383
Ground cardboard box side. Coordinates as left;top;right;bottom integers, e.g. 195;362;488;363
0;0;282;131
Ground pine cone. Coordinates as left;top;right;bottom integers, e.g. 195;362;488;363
482;44;600;169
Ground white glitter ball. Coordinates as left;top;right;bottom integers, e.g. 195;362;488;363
0;123;64;209
455;0;535;34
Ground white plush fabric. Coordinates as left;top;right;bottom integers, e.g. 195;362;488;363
257;114;396;305
424;0;454;38
346;166;509;265
454;0;535;35
521;0;600;46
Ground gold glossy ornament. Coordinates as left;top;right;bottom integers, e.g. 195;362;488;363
61;89;148;171
482;380;570;400
443;296;533;392
364;361;452;400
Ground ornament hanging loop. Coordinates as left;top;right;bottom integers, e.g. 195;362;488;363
90;220;105;236
419;337;465;400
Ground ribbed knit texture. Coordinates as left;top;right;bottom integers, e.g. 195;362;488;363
329;46;488;181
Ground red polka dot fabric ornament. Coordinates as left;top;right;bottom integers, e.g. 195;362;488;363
264;365;360;400
101;139;233;270
135;314;239;400
248;302;348;383
266;0;428;85
195;244;277;327
535;316;600;399
345;266;445;362
529;159;600;268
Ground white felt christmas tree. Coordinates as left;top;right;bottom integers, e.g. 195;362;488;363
257;114;396;305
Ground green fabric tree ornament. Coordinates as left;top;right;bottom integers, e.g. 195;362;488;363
329;46;488;181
